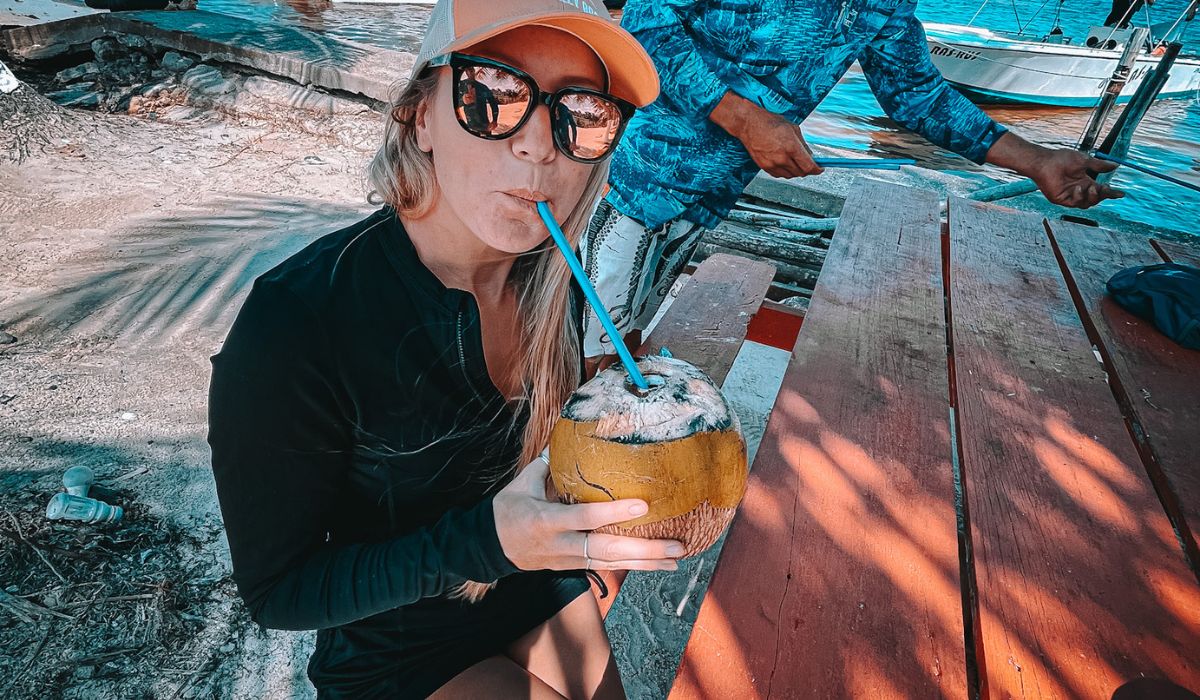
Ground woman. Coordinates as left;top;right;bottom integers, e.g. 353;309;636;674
207;0;677;696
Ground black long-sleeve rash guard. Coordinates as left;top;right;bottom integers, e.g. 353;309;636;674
207;207;532;632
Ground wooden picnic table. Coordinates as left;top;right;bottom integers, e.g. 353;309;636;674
670;180;1200;699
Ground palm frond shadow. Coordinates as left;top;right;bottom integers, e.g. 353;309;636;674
2;194;374;344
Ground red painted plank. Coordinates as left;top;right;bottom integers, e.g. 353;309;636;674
1049;221;1200;567
745;302;804;351
948;198;1200;699
674;181;967;699
593;253;775;618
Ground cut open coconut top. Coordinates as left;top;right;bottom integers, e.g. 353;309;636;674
560;355;738;444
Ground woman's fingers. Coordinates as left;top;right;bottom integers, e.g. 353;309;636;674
588;558;680;572
546;498;649;531
495;462;689;572
516;454;551;496
580;532;685;563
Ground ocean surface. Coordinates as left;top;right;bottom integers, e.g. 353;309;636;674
199;0;1199;233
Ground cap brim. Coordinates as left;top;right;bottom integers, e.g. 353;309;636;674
446;12;660;107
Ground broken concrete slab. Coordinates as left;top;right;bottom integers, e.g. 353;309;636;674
241;75;373;117
46;81;99;106
0;0;104;29
180;63;234;95
0;10;413;103
54;59;99;82
159;49;191;72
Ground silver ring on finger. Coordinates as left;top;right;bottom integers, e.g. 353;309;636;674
584;531;591;571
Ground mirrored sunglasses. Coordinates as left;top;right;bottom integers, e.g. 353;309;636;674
435;53;636;164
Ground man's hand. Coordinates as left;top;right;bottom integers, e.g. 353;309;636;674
710;92;824;179
986;132;1125;209
1028;149;1125;209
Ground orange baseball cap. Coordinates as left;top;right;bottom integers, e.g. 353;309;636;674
413;0;660;107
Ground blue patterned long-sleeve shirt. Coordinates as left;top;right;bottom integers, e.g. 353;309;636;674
608;0;1008;229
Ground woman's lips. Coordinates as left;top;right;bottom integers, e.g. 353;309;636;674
501;191;549;215
505;188;549;203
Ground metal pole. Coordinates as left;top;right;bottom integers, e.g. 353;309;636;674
1096;41;1182;177
1078;27;1149;151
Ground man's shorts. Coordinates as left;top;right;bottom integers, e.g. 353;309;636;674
580;197;707;358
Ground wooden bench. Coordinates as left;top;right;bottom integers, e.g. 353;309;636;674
666;180;1200;699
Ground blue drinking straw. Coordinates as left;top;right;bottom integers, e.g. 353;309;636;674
1094;151;1200;195
813;157;916;170
537;201;649;391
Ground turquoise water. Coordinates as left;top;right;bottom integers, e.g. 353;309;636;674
813;0;1200;233
200;0;1199;233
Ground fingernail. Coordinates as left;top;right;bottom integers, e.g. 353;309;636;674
629;502;648;516
667;544;685;557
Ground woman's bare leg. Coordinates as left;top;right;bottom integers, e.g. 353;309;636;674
429;656;567;699
505;592;625;700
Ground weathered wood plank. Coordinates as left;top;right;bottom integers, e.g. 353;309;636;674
705;221;829;265
637;253;776;389
1153;239;1200;268
673;180;966;699
1049;222;1200;569
948;198;1200;699
593;253;775;619
692;242;820;290
743;175;847;219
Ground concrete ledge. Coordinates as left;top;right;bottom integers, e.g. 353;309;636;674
1;10;413;102
0;0;104;28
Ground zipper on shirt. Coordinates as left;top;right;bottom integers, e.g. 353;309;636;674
456;308;487;403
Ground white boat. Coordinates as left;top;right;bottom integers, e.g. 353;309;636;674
924;3;1200;106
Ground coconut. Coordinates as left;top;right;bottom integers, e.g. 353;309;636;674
549;355;747;557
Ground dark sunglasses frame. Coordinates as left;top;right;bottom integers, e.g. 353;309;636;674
440;52;636;164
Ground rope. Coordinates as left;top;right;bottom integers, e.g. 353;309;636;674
1158;0;1200;45
967;0;991;27
1094;151;1200;194
1010;0;1023;34
1016;0;1057;36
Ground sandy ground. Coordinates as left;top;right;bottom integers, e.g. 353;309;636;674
1;65;382;698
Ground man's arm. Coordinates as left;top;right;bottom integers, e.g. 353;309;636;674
620;0;735;119
983;131;1122;209
859;3;1121;208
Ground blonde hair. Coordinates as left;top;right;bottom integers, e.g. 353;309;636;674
368;70;610;602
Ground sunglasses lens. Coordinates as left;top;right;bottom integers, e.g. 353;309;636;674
554;92;625;161
454;64;532;137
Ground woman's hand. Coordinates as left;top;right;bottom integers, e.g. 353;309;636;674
493;456;685;572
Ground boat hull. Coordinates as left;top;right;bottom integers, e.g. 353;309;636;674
924;22;1200;106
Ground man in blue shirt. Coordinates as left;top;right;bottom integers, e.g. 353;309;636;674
581;0;1122;361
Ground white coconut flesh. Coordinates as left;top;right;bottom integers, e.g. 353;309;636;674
560;355;739;443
